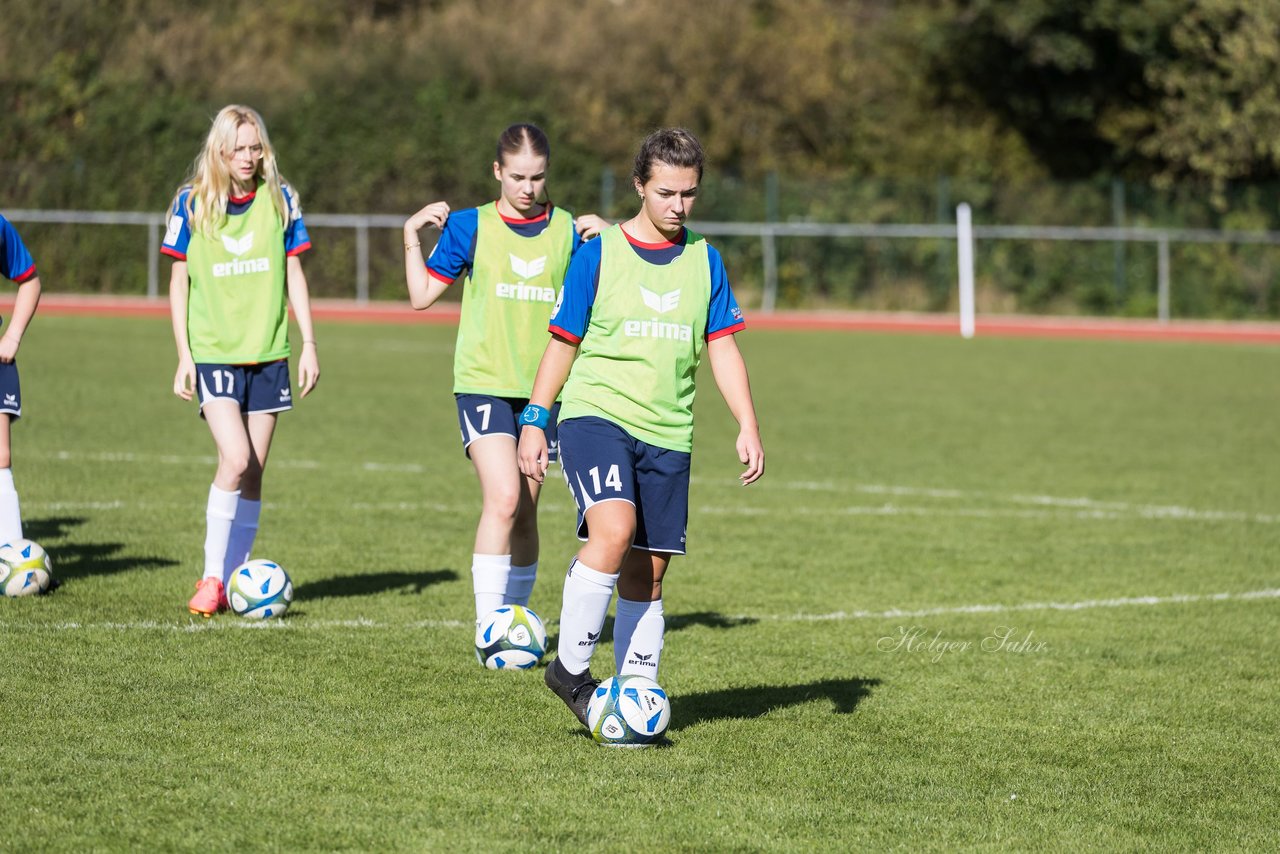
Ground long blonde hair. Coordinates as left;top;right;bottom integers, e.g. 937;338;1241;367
175;105;292;238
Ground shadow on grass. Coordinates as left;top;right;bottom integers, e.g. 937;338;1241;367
671;677;881;731
668;611;759;632
24;517;86;542
295;568;458;600
545;610;758;657
24;516;179;579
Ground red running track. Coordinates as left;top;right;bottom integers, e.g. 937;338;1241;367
8;294;1280;346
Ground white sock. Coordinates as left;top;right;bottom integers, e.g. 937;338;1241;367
555;558;618;676
506;561;537;607
203;485;239;582
223;498;261;585
615;597;665;678
472;553;512;620
0;468;21;544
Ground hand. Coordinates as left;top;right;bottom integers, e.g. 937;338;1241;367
518;425;550;484
0;335;19;364
736;427;764;485
173;356;196;401
405;201;451;236
574;214;610;241
297;342;320;398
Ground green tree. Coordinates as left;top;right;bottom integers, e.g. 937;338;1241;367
1141;0;1280;183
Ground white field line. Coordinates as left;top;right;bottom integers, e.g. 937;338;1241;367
0;616;472;633
696;503;1280;523
3;588;1277;634
786;588;1280;622
30;450;1279;523
742;483;1280;524
24;497;1279;526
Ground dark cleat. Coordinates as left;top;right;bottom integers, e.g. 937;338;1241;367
544;657;600;727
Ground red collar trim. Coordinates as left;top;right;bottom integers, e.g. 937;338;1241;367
498;202;550;225
621;225;685;250
230;189;257;205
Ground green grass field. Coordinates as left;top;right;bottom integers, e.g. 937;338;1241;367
2;314;1277;850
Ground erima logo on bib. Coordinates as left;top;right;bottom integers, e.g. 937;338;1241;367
222;232;255;256
496;254;555;302
640;286;681;314
509;253;546;278
212;232;271;278
626;284;692;341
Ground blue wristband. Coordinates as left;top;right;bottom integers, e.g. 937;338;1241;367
520;403;550;430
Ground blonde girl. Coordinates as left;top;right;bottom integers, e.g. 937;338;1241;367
163;105;319;616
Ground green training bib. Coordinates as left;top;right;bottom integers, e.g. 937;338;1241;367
185;187;289;364
454;203;574;397
559;225;711;452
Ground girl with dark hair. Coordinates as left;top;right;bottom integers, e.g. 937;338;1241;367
518;127;765;728
404;123;606;639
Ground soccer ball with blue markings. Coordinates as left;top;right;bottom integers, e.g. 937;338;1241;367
228;559;293;619
475;605;547;670
0;539;52;597
586;675;671;747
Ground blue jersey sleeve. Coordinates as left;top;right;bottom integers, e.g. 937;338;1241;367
549;235;602;343
161;189;193;260
163;186;310;259
706;244;745;340
282;184;312;256
0;216;37;283
425;207;479;284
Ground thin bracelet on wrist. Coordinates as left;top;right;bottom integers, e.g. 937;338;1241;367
405;242;421;251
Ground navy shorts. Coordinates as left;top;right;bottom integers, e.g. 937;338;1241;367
456;394;559;462
558;416;691;554
0;362;21;419
196;360;293;416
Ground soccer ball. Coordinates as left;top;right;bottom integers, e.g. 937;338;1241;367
475;604;547;670
228;559;293;619
0;539;53;597
586;674;671;747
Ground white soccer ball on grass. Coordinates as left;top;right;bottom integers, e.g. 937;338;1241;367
0;539;53;597
228;559;293;619
475;604;548;670
586;674;671;747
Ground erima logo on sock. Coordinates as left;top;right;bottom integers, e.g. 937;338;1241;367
629;652;657;668
578;631;600;647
